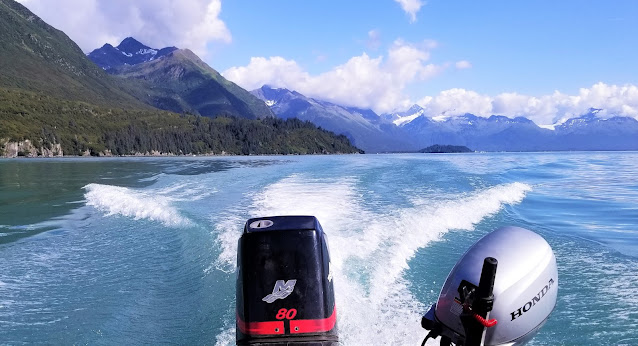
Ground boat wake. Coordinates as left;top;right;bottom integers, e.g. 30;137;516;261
213;175;531;345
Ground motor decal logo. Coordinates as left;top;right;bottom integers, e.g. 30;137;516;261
250;220;274;229
263;280;297;303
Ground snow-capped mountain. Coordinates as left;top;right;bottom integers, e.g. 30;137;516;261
87;37;177;71
401;113;553;151
398;107;638;151
251;86;417;152
382;104;426;125
552;110;638;150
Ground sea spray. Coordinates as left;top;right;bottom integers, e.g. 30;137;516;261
83;183;191;227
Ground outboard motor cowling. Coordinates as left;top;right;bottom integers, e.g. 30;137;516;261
236;216;338;345
422;226;558;345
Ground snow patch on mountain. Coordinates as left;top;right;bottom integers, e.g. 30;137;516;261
393;108;424;126
138;48;158;55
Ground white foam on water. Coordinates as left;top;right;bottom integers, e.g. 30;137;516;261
213;175;531;345
215;328;235;346
154;182;218;201
83;183;193;227
210;211;246;274
560;244;638;326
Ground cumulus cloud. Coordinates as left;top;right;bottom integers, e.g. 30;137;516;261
418;89;492;118
417;83;638;125
223;56;311;91
223;39;446;113
15;0;231;56
394;0;425;23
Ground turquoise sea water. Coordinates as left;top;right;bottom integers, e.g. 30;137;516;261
0;153;637;345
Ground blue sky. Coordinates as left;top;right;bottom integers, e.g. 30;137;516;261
216;0;637;95
16;0;638;124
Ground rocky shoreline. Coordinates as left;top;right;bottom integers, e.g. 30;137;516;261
0;140;356;158
0;139;215;158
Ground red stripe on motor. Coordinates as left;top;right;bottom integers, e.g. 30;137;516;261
289;306;337;334
236;314;284;335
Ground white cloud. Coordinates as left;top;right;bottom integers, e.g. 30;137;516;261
15;0;231;56
418;89;492;117
417;83;638;125
394;0;425;23
223;56;310;91
455;60;472;69
223;39;446;114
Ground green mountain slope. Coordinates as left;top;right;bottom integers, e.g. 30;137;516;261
0;0;146;108
0;0;361;156
111;48;275;119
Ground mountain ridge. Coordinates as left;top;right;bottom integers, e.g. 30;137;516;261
87;37;178;71
88;38;274;120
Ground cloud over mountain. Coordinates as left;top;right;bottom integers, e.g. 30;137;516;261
417;83;638;126
223;39;447;114
16;0;230;56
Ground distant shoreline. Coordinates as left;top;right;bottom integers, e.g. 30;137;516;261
4;149;638;160
0;151;363;159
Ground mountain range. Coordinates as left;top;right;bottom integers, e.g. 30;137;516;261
252;86;638;152
400;106;638;151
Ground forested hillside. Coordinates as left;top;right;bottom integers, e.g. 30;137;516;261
0;88;361;156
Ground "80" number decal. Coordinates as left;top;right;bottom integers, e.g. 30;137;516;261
275;308;297;320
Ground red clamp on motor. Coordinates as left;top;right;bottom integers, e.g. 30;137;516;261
461;300;497;328
473;313;497;328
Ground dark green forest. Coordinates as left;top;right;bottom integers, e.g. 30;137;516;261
418;144;473;153
0;88;362;156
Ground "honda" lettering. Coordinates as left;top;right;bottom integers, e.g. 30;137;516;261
510;278;554;321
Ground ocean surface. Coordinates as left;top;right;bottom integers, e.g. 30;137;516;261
0;152;637;345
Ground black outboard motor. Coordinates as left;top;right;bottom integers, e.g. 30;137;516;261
236;216;338;345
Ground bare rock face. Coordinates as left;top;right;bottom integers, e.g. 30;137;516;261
40;143;63;157
1;140;63;157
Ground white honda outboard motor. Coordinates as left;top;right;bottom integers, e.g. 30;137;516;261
421;226;558;346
